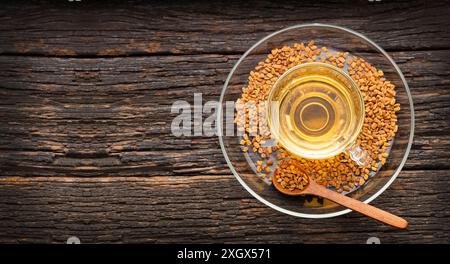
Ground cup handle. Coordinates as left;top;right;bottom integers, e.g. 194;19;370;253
347;142;370;166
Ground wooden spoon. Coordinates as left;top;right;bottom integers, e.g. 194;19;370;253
272;171;408;229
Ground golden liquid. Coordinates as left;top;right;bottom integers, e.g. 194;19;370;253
268;63;364;159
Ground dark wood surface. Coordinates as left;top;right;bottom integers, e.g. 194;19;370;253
0;0;449;243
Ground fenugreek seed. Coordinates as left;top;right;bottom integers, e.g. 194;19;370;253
359;178;365;185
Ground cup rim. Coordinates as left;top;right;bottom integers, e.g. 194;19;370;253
217;23;415;218
266;61;365;160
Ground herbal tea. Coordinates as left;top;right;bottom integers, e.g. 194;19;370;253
268;62;364;160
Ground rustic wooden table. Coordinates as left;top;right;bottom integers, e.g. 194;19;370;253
0;0;448;243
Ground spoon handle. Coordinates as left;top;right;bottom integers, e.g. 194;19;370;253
307;182;408;229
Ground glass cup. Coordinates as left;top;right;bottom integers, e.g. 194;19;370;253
267;62;369;165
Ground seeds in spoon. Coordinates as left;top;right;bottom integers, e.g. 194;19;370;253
274;159;309;191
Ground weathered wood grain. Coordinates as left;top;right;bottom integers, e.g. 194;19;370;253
0;51;448;177
0;0;449;244
0;170;448;243
0;0;448;56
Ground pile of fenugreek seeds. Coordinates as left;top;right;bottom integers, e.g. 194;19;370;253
235;41;400;193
